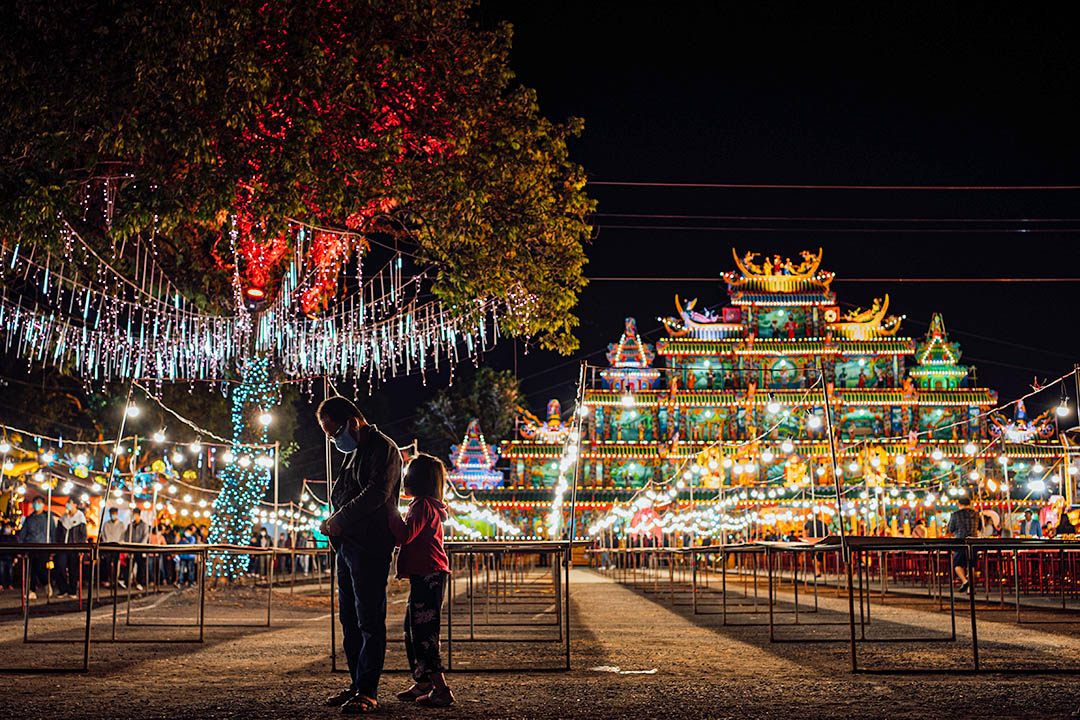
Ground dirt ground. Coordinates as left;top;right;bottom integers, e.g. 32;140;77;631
2;566;1080;719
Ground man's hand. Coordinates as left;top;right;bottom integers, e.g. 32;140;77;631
319;516;340;537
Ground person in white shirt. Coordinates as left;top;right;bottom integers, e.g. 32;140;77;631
125;513;150;590
99;508;127;588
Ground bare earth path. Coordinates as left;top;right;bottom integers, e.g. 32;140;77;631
2;568;1079;719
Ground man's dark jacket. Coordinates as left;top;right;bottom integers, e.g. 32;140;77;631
329;425;402;556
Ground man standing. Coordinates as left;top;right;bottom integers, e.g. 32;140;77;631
947;494;979;593
317;397;402;715
99;507;127;588
126;511;150;590
18;496;58;599
56;500;88;598
1020;509;1042;537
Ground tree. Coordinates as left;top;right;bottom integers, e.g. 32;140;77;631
0;0;593;352
411;367;523;462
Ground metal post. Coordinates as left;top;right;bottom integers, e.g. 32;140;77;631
564;546;572;671
819;359;856;671
266;548;273;627
968;543;979;671
83;547;95;671
767;548;774;642
1014;549;1021;623
111;551;119;641
198;548;206;643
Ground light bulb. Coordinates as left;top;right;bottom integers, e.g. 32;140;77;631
894;454;906;466
172;452;184;464
125;405;141;418
619;394;634;407
0;442;10;453
190;442;202;454
931;449;944;461
964;442;977;456
781;441;794;454
258;411;274;426
807;415;822;429
153;431;166;443
766;399;781;414
222;450;235;463
40;451;55;463
1057;403;1070;418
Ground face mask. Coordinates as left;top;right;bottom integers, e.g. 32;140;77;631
110;515;118;522
184;531;192;537
33;502;43;512
333;420;359;453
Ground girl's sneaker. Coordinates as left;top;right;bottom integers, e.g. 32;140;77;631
416;686;455;708
396;684;432;702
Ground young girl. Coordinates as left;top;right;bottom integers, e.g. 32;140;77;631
388;453;454;708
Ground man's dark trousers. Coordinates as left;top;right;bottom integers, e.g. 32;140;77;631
337;537;392;699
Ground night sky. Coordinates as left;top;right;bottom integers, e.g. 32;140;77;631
281;4;1080;490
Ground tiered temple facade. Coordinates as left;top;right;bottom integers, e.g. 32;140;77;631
483;249;1069;539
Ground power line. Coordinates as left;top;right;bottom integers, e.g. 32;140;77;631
595;223;1080;233
586;276;1080;283
590;181;1080;190
594;212;1080;223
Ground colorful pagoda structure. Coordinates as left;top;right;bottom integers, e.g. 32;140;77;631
447;419;505;491
486;249;1070;539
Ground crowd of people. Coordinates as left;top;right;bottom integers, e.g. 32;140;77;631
0;497;327;599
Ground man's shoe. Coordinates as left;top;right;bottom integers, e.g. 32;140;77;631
27;591;37;600
135;584;144;591
340;694;377;714
416;686;455;708
324;689;355;707
118;580;126;588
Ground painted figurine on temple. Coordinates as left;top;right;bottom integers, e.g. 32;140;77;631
785;317;797;339
706;367;715;389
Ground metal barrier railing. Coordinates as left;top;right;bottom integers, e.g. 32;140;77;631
0;542;97;673
0;541;337;673
588;537;1080;674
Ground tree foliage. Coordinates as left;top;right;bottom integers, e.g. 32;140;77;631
0;0;592;352
411;367;523;462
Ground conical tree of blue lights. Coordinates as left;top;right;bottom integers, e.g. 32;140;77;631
207;355;279;577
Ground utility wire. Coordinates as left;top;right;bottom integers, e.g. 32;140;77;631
586;276;1080;283
589;181;1080;190
595;223;1080;234
593;212;1080;223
